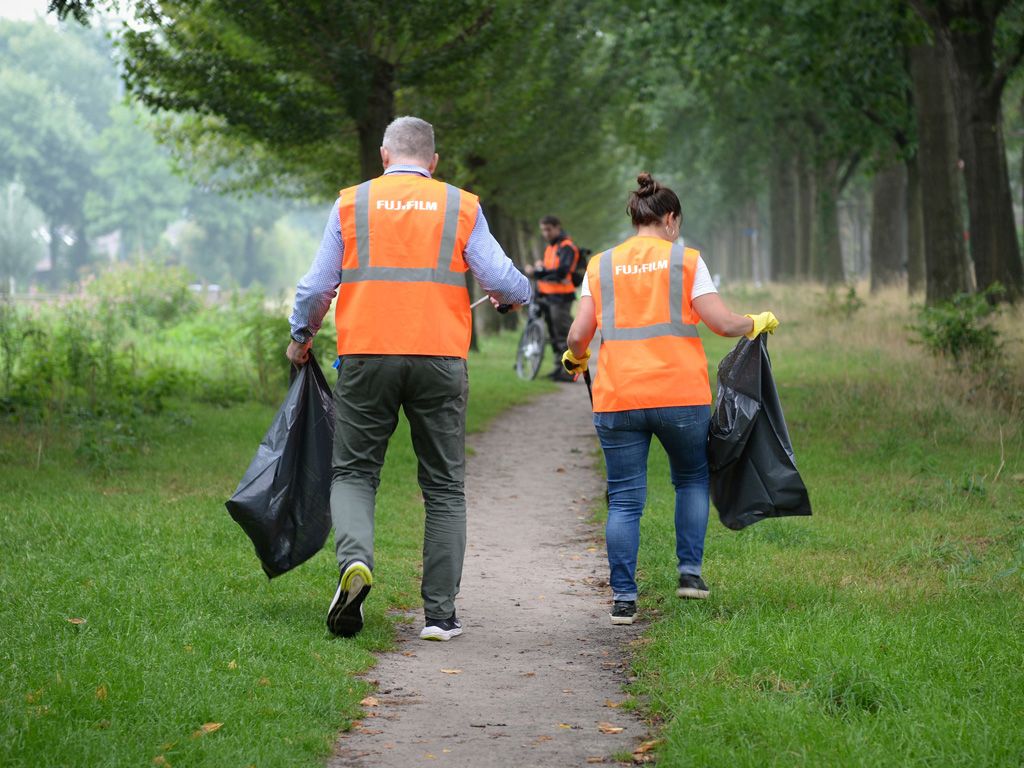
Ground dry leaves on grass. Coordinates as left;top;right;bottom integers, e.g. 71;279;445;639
360;696;379;707
95;685;108;701
191;722;223;738
66;617;86;625
152;756;170;767
597;722;624;734
440;669;462;675
604;699;621;708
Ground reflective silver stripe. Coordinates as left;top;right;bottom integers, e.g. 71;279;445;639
345;180;466;288
669;242;684;327
342;266;466;287
354;181;371;264
599;249;615;333
437;184;462;270
600;242;699;341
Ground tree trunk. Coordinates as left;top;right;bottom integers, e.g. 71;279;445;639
909;42;971;304
946;17;1023;300
905;153;926;294
355;58;396;180
795;155;814;280
46;221;60;287
814;160;844;284
769;153;797;281
870;161;906;292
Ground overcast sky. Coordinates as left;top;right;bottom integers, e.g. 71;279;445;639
0;0;52;21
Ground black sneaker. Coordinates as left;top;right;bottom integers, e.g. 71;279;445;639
327;561;373;637
610;600;636;625
419;614;463;641
677;574;710;599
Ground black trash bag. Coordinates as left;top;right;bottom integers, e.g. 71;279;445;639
708;335;811;530
225;351;335;577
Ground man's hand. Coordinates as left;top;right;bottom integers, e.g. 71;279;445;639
286;339;312;366
744;311;780;340
562;347;591;375
489;296;522;313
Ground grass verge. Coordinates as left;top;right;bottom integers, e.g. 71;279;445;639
616;285;1024;766
0;331;550;768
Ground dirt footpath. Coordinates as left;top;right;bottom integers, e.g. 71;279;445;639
330;381;647;767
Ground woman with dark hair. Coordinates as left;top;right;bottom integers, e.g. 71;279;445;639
563;173;778;625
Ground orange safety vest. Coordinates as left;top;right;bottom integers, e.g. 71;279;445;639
588;236;711;412
537;236;580;295
335;174;479;358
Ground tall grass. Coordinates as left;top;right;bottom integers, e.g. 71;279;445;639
619;282;1024;767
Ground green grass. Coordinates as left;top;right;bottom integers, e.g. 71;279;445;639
619;293;1024;767
0;331;550;768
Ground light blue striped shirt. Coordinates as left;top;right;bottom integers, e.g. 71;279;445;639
289;164;531;342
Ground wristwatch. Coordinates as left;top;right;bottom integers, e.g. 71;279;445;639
291;329;311;344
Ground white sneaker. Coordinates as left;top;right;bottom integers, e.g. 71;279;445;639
419;615;463;641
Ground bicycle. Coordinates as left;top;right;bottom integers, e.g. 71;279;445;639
514;291;549;380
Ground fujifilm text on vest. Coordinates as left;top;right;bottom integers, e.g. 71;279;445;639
376;200;440;211
615;260;669;275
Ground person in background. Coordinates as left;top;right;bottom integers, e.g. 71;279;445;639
532;215;581;382
286;116;530;641
562;173;779;626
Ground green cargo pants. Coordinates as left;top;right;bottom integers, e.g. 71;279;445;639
330;354;468;620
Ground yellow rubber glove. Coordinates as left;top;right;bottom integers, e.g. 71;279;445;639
561;348;591;375
744;311;779;340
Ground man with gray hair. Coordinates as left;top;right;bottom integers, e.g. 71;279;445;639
286;115;530;641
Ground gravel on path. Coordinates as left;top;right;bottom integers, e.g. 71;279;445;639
329;381;649;768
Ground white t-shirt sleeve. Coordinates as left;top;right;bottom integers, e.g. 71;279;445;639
691;256;717;299
579;255;718;300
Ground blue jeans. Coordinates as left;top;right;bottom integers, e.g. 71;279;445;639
594;405;711;602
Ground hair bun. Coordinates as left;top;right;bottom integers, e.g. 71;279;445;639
636;172;659;198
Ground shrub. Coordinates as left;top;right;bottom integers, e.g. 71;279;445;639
820;284;865;319
910;286;1004;373
84;262;200;331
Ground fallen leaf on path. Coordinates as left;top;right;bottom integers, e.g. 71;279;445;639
586;758;605;764
597;722;624;734
604;699;621;708
95;685;108;701
360;696;379;707
440;669;461;675
191;722;223;738
534;735;553;743
358;728;383;735
634;739;663;754
556;467;566;473
425;754;436;760
557;723;573;729
563;689;573;693
66;617;86;625
522;672;535;677
401;651;416;657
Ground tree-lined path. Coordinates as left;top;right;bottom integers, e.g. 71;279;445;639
331;381;646;767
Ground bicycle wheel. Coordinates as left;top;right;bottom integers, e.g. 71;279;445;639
515;320;546;380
